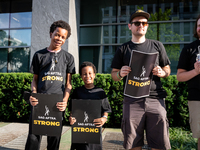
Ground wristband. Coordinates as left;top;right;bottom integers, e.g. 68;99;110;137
118;70;123;78
117;71;123;80
102;115;107;119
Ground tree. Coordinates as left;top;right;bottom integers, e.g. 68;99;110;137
146;8;184;61
0;30;8;46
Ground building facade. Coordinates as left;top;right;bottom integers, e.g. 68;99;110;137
0;0;199;74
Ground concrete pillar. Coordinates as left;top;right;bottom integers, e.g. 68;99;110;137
68;0;79;73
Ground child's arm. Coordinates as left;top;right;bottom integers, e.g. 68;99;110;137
56;73;72;111
29;74;38;106
93;112;108;127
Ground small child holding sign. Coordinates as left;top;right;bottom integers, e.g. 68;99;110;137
69;61;111;150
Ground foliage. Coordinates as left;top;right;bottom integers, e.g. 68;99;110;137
161;75;189;129
169;127;197;150
140;7;184;61
0;73;32;122
165;44;182;61
0;73;190;129
0;30;8;46
149;8;171;21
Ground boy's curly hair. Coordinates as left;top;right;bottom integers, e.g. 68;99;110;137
79;61;97;75
50;20;71;39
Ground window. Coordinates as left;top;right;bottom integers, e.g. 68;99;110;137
0;0;32;72
80;0;198;74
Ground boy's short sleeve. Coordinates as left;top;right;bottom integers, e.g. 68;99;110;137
30;53;40;75
101;97;112;113
66;53;76;74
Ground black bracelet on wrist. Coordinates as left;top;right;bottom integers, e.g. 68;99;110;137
117;71;123;80
118;70;123;78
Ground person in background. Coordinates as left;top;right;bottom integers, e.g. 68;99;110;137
177;15;200;150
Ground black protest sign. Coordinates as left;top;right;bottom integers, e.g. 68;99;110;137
71;99;101;144
124;50;158;98
31;93;63;136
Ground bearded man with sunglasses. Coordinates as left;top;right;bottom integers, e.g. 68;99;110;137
111;10;171;150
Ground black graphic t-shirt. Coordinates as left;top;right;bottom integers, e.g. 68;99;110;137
69;86;111;113
30;48;75;94
69;86;111;150
177;40;200;100
111;39;171;99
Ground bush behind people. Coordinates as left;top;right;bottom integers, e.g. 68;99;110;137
0;73;189;129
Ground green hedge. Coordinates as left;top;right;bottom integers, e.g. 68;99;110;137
0;73;189;129
0;73;32;122
161;76;189;129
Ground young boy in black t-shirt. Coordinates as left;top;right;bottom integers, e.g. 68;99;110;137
69;61;111;150
25;20;75;150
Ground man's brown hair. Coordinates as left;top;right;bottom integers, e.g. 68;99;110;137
193;15;200;39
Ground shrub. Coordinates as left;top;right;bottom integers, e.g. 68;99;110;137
161;75;189;129
0;73;190;129
0;73;32;122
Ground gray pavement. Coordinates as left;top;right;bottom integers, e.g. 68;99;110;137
0;122;149;150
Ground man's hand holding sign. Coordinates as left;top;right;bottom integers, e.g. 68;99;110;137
152;65;170;78
123;50;158;98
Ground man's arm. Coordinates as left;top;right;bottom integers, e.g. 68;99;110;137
152;65;171;78
56;73;72;111
177;69;199;82
162;65;171;78
111;66;131;81
177;61;200;82
111;68;121;81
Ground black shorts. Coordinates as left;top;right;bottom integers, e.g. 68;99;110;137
121;96;171;149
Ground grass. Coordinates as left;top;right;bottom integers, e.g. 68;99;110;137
169;127;197;150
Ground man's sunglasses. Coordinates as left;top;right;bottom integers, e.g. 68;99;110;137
131;21;148;27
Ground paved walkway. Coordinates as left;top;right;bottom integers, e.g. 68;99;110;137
0;122;149;150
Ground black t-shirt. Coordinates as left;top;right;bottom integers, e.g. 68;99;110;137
177;39;200;100
111;39;171;99
69;86;112;113
30;48;75;94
